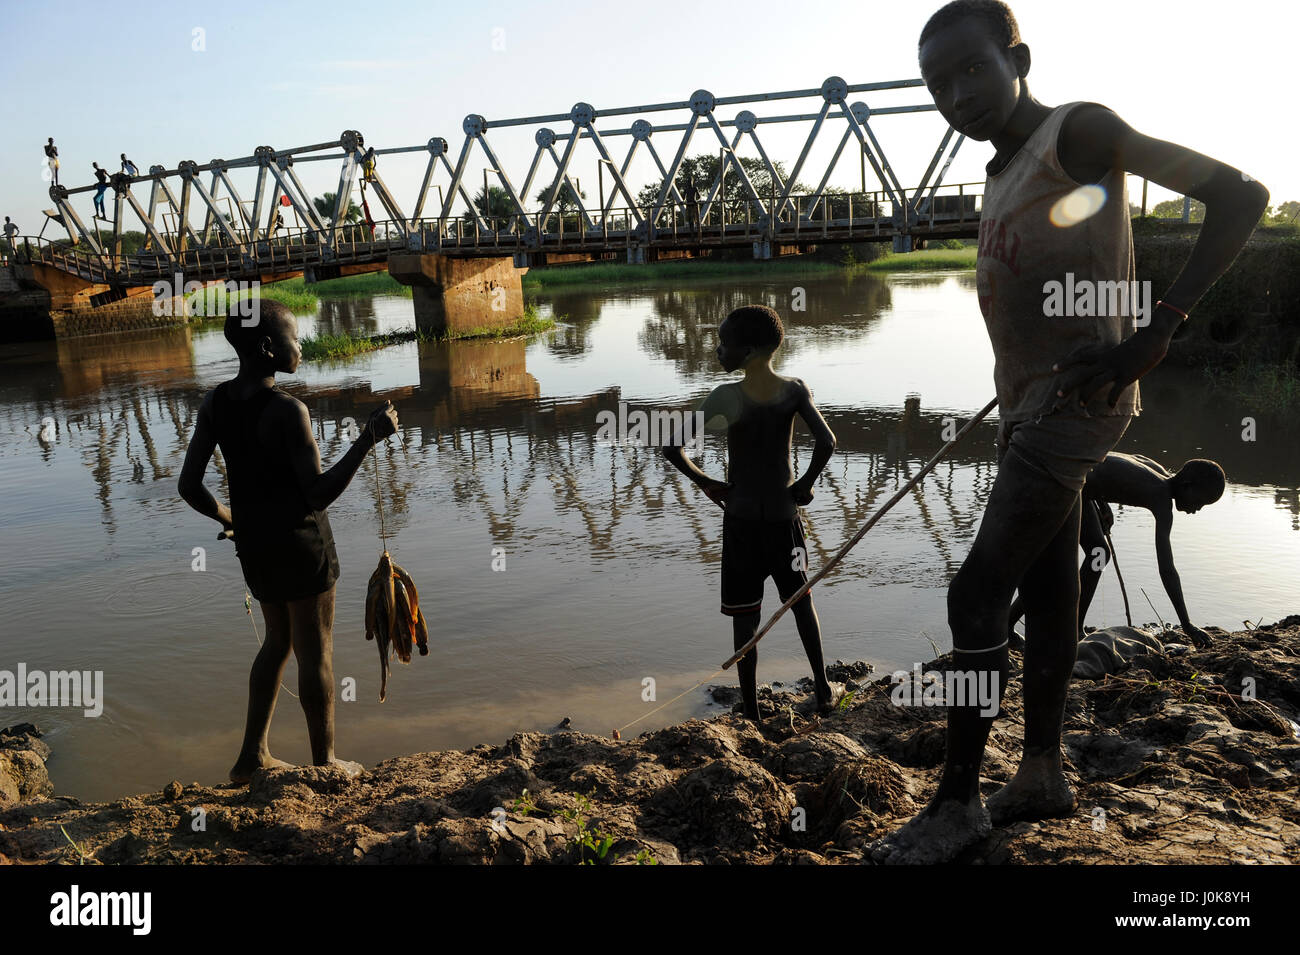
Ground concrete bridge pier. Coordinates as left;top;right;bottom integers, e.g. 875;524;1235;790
388;253;524;338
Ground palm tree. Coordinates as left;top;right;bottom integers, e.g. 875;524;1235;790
472;185;518;232
313;192;363;225
534;181;586;232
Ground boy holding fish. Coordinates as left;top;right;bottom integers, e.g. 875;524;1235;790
179;299;398;783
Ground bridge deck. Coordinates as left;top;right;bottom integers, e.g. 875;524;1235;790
12;204;980;288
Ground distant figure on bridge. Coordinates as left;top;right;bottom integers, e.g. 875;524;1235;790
869;0;1269;866
361;146;377;185
3;217;19;261
663;304;842;721
91;162;110;220
684;177;700;228
44;138;59;186
178;299;399;785
269;210;284;238
121;154;138;177
1007;452;1225;648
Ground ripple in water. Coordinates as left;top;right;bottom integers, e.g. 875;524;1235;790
96;568;236;617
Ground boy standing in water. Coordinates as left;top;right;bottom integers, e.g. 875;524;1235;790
179;299;398;783
663;304;841;719
872;0;1267;863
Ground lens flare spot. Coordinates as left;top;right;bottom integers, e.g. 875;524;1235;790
1049;185;1107;227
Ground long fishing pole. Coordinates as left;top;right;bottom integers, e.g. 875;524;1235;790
721;395;999;670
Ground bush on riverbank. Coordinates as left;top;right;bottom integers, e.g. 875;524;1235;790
1201;357;1300;413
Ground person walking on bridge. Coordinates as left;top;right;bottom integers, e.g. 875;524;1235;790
44;138;59;186
3;217;19;262
92;162;110;220
684;177;700;229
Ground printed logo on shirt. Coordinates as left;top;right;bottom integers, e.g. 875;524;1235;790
977;217;1022;277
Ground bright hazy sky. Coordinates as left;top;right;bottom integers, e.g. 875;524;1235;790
0;0;1292;235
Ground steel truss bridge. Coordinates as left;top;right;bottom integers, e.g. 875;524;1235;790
24;76;981;290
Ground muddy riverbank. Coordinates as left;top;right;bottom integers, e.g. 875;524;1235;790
2;618;1297;865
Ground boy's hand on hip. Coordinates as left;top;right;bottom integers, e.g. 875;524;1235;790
1051;324;1174;411
791;480;814;506
702;480;730;509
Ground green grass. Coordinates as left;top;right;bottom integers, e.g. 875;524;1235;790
256;284;321;311
299;303;555;361
520;258;849;288
863;248;977;271
1202;358;1300;414
293;272;414;297
520;249;975;288
183;271;412;319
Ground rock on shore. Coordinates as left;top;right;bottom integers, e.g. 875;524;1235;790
0;724;52;808
2;620;1297;865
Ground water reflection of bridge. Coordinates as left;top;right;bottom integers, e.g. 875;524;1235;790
9;304;1300;560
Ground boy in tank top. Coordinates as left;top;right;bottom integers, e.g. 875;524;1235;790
871;0;1269;863
663;305;842;720
179;299;399;784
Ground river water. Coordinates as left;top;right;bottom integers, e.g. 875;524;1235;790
2;268;1296;801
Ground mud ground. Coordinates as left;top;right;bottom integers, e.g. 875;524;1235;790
2;619;1297;865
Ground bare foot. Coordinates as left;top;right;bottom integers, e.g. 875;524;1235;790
867;798;990;864
322;757;364;778
817;681;847;714
986;756;1076;825
229;754;293;785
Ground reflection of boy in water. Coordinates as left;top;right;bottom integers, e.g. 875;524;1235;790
178;300;397;784
870;0;1268;864
663;305;841;719
1009;453;1226;647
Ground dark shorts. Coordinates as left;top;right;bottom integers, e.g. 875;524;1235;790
996;413;1131;493
720;514;810;616
234;516;340;603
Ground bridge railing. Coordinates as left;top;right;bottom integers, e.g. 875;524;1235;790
2;234;117;283
411;181;983;251
15;184;984;284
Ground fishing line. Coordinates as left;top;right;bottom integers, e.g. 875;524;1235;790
244;591;299;700
614;666;731;737
369;419;389;553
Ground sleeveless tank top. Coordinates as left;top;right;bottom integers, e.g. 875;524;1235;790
211;381;340;601
724;380;800;522
976;101;1141;423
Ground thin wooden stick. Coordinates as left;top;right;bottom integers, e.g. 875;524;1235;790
1104;528;1133;626
721;396;998;670
1140;587;1168;633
